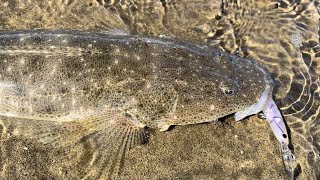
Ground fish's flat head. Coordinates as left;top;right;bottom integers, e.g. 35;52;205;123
163;51;272;126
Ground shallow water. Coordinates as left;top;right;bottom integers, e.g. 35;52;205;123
113;0;320;178
0;0;319;179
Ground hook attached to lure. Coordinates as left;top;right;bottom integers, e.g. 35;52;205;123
262;99;295;180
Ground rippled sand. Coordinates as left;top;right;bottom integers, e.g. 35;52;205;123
0;0;319;179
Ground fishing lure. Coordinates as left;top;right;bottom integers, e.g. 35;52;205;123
262;99;295;180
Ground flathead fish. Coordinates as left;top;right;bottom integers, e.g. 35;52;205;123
0;30;276;179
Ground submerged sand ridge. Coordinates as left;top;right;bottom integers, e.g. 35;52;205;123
0;0;319;179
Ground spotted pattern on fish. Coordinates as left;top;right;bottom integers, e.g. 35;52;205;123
0;30;272;179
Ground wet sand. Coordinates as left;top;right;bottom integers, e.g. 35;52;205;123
0;0;319;179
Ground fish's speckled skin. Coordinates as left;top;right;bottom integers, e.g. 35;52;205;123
0;30;272;179
0;30;270;128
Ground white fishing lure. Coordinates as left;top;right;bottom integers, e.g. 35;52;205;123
263;99;295;180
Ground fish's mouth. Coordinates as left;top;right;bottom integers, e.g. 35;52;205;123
234;78;273;121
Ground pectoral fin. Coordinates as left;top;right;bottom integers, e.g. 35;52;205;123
79;109;149;179
0;109;149;179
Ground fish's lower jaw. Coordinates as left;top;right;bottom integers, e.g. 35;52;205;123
234;83;272;121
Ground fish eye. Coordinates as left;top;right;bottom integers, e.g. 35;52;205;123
220;82;237;96
224;88;234;95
